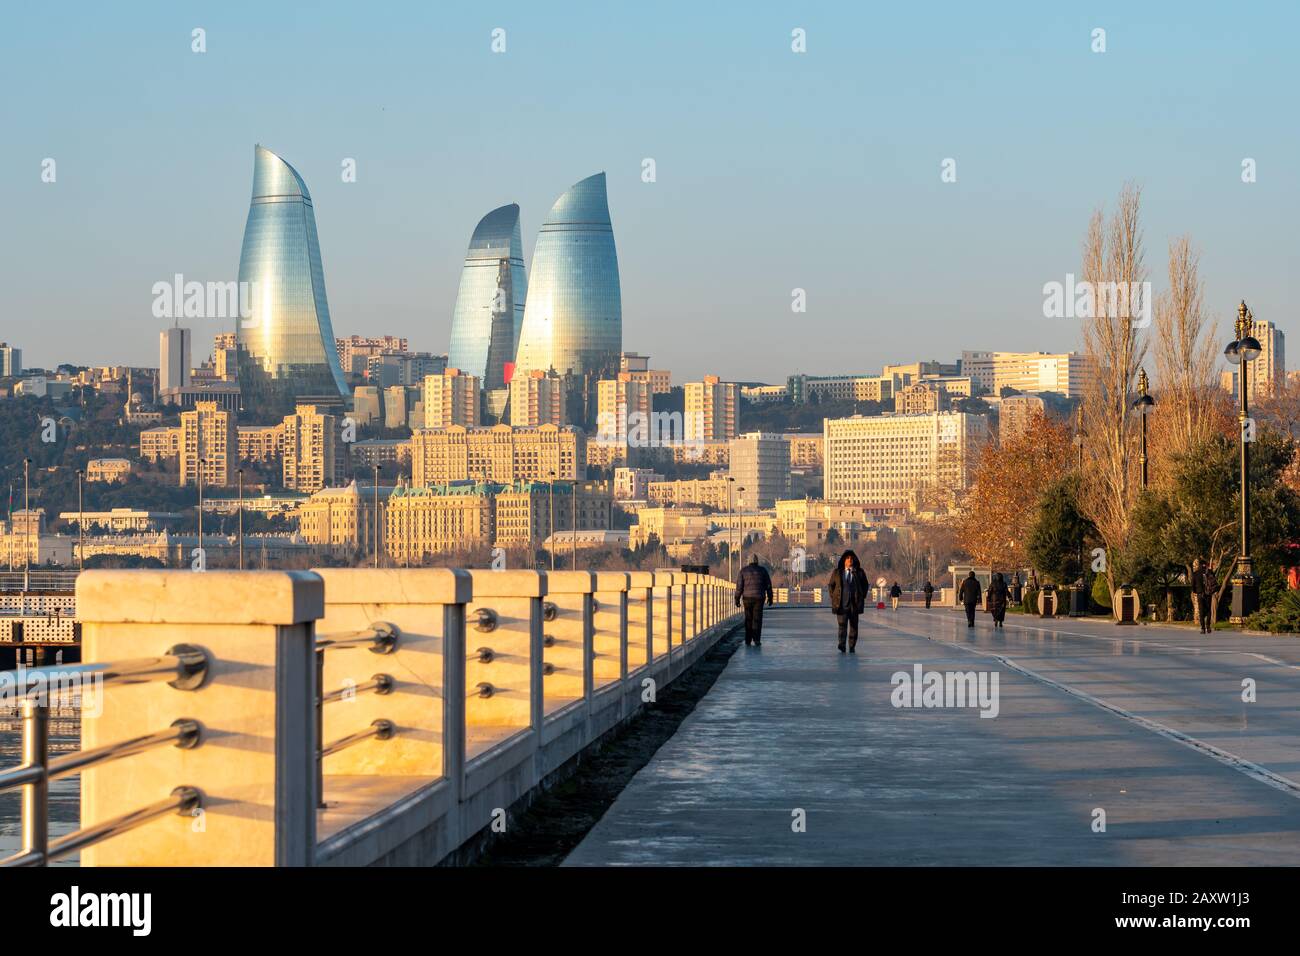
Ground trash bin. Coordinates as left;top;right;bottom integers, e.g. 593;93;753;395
1038;584;1057;618
1114;584;1140;625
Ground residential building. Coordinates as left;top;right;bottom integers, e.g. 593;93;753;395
385;482;496;562
281;404;344;494
140;426;182;463
159;326;191;392
0;343;23;377
684;375;739;441
785;433;824;468
998;394;1047;443
410;423;585;486
179;401;236;487
787;373;893;405
297;481;394;556
237;423;285;463
422;368;481;429
493;480;613;549
728;432;790;509
613;467;663;500
619;352;671;394
960;351;1095;398
509;368;566;426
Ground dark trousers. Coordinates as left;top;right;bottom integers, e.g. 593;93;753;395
742;597;765;643
836;611;859;648
964;602;977;626
924;594;932;608
1196;594;1212;632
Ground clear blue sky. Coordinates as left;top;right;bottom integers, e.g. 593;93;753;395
2;1;1296;382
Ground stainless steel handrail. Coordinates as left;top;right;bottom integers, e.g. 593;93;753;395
319;719;394;759
47;719;201;779
321;674;393;706
0;644;210;693
316;622;399;654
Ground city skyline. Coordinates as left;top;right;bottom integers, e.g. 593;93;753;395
4;2;1296;381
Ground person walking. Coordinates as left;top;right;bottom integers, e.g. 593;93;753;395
734;554;773;646
889;581;902;611
987;571;1009;628
958;570;982;628
1190;558;1217;634
827;549;869;653
923;580;934;609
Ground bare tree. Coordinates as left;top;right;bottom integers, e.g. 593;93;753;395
1149;236;1220;482
1079;183;1148;590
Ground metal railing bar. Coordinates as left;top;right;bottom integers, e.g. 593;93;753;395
320;674;393;706
319;719;394;759
315;622;399;654
0;762;43;791
46;719;201;781
43;787;202;865
0;644;209;693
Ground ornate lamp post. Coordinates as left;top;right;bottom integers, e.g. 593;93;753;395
1224;301;1262;622
547;470;557;572
1132;367;1155;489
76;468;84;572
1069;406;1088;617
737;486;746;569
236;468;244;571
372;463;382;569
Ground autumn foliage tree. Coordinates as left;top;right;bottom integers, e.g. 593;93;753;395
953;412;1073;568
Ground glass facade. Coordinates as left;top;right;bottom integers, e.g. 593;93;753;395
448;204;527;391
236;145;348;419
514;173;621;381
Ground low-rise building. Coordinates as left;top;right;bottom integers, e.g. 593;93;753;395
85;458;132;483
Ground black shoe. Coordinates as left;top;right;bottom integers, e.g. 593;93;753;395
848;645;856;653
745;639;752;645
838;644;845;653
753;640;761;646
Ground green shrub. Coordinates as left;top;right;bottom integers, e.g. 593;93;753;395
1245;589;1300;633
1091;574;1112;610
1022;587;1039;614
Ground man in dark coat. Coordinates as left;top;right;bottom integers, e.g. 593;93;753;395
889;581;902;611
735;554;773;646
923;580;934;608
1190;559;1217;634
958;571;982;627
827;550;869;653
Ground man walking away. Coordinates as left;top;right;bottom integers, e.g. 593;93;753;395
1191;558;1217;634
923;580;934;609
827;549;869;653
735;554;773;646
889;581;902;611
959;571;982;628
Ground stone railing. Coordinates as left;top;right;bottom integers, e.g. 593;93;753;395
13;567;739;866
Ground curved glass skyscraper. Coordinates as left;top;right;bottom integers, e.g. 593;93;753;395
514;172;621;381
236;145;348;418
448;203;527;391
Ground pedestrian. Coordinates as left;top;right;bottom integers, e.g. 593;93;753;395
923;580;934;609
987;572;1009;628
734;554;774;646
889;581;902;611
958;570;982;628
827;549;869;653
1190;558;1217;634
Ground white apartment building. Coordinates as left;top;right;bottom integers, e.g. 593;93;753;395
823;411;988;506
509;369;566;427
960;351;1095;398
684;375;739;441
728;432;790;509
422;368;481;429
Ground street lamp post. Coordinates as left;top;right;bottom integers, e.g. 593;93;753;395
726;477;735;579
571;480;577;570
373;464;382;569
1132;367;1155;489
76;468;84;572
548;470;556;572
1069;406;1088;616
1224;301;1262;623
236;468;244;571
23;458;31;590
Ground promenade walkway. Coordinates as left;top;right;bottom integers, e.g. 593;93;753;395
565;606;1300;865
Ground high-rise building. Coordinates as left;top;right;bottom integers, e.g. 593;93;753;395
282;404;344;494
596;374;652;443
998;393;1047;443
422;369;481;428
179;401;236;488
514;173;622;381
235;145;348;418
620;352;671;394
823;411;988;506
237;423;285;463
728;433;790;509
336;336;408;376
684;375;739;441
449;204;528;392
509;368;566;427
1222;320;1285;402
159;326;191;392
1;343;24;377
410;424;584;486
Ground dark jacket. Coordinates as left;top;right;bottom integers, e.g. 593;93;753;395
986;576;1009;615
959;575;982;606
828;566;869;614
923;582;934;595
736;563;773;604
889;584;902;598
1191;567;1218;597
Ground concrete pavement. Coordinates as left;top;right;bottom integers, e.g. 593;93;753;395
563;606;1300;865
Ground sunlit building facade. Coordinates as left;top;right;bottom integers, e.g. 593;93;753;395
448;204;528;392
514;173;621;381
236;145;349;418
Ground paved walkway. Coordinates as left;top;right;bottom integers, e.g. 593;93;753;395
564;607;1300;865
